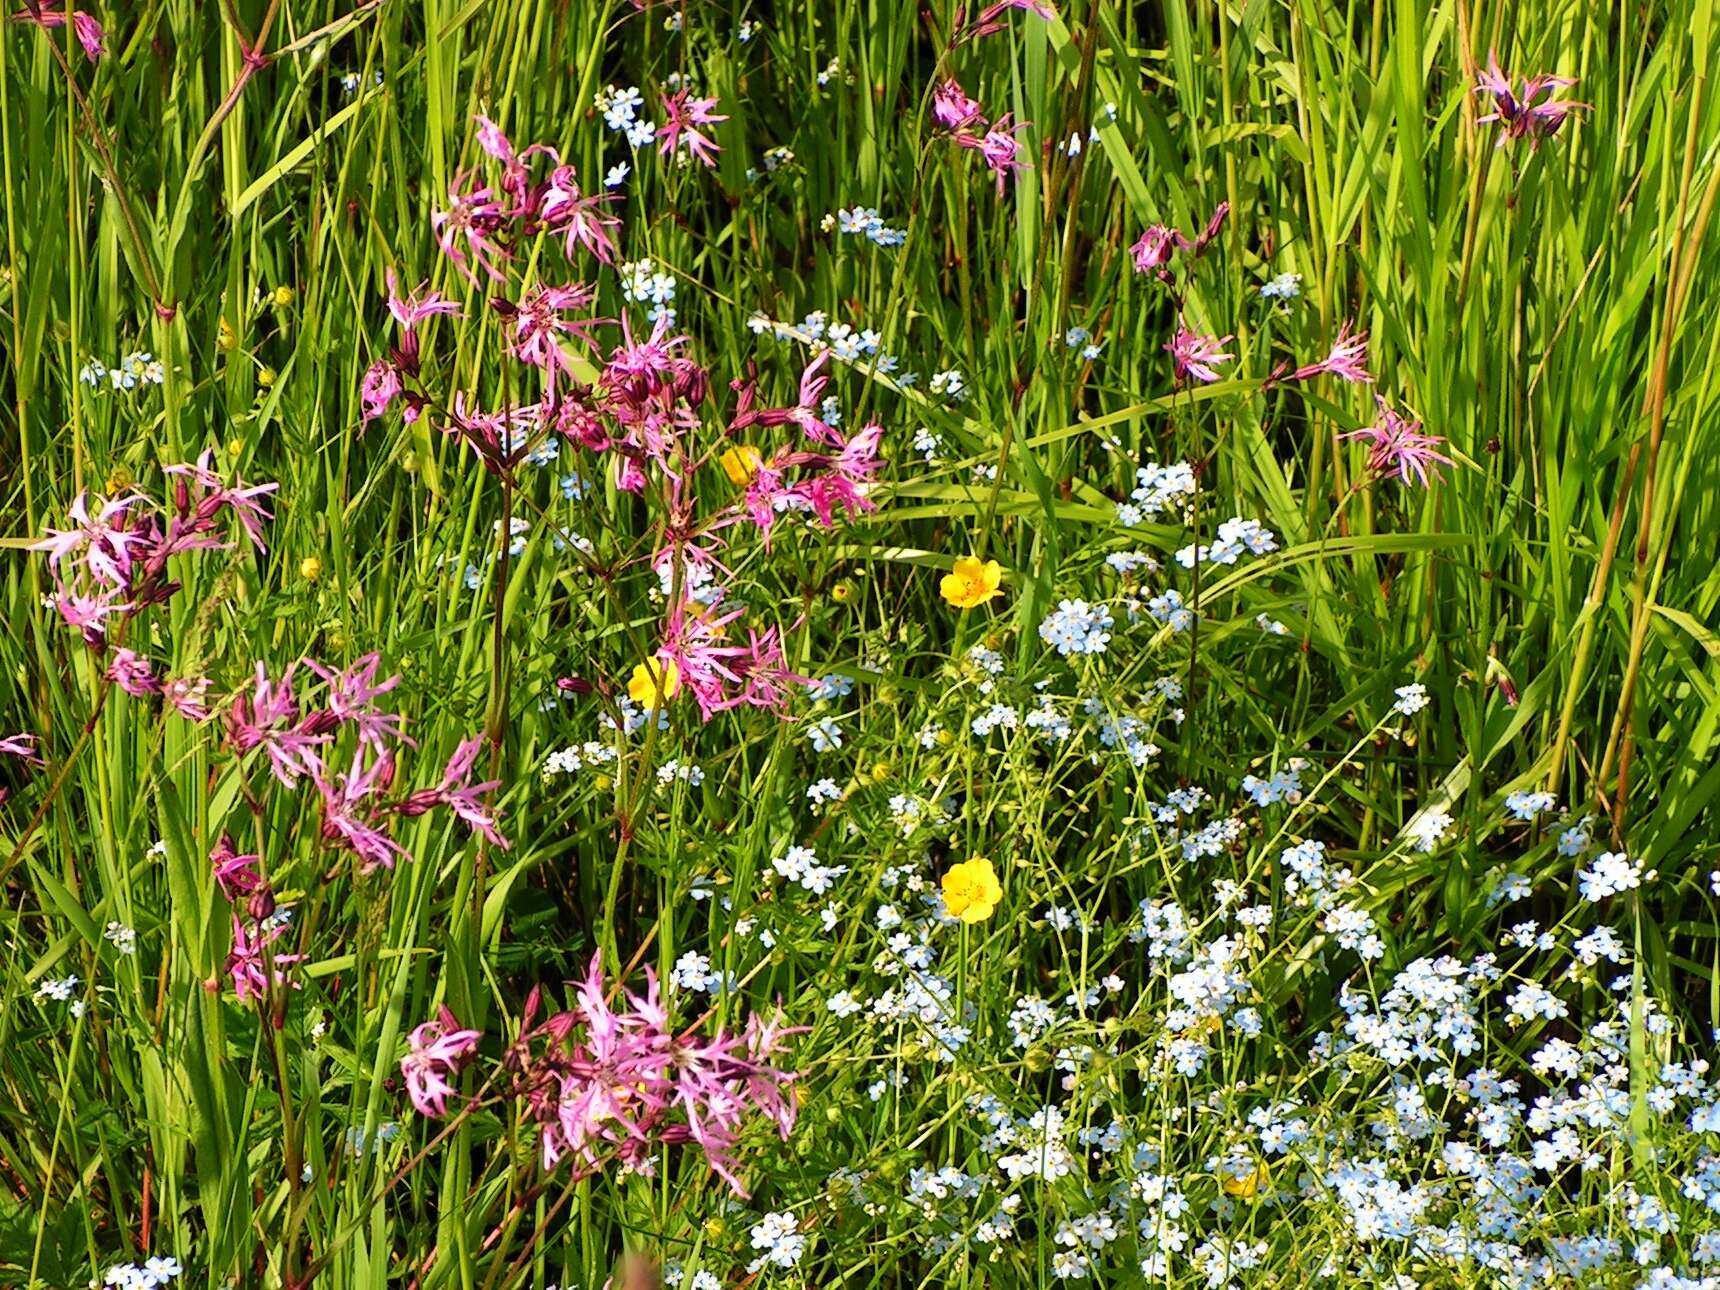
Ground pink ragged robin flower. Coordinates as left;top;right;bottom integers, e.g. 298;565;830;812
718;624;811;717
305;653;412;752
961;0;1056;41
50;584;130;647
385;268;462;332
658;90;727;167
958;112;1029;194
541;167;623;266
931;78;986;134
1291;320;1373;384
106;648;161;699
472;113;528;196
401;1007;482;1118
1341;395;1453;486
226;661;330;788
313;748;411;872
359;360;402;425
30;491;148;589
10;4;104;60
431;176;511;283
225;915;303;1005
1130;225;1192;274
1475;49;1586;148
209;834;264;902
435;737;509;849
733;351;838;446
1165;328;1234;384
161;450;280;553
657;596;749;721
165;675;212;720
1131;202;1228;277
0;732;43;766
498;283;605;374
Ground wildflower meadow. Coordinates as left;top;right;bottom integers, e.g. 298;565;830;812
5;0;1720;1286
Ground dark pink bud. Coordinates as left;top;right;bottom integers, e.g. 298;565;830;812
298;710;341;738
394;788;444;817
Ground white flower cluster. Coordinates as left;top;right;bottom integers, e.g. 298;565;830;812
1039;599;1115;657
103;1258;182;1289
825;205;907;246
542;740;617;777
594;84;656;148
1175;516;1278;568
746;1211;807;1271
619;257;677;326
80;351;165;392
1116;461;1196;526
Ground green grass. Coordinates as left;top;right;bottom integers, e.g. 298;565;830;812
3;0;1720;1286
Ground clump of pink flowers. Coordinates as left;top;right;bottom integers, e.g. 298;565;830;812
223;656;507;874
1342;396;1453;486
31;453;277;711
362;119;890;724
929;78;1031;193
428;955;801;1194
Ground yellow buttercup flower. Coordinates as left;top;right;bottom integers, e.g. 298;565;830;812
719;444;763;486
941;856;1002;923
940;556;1002;609
626;657;682;706
1220;1158;1269;1199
